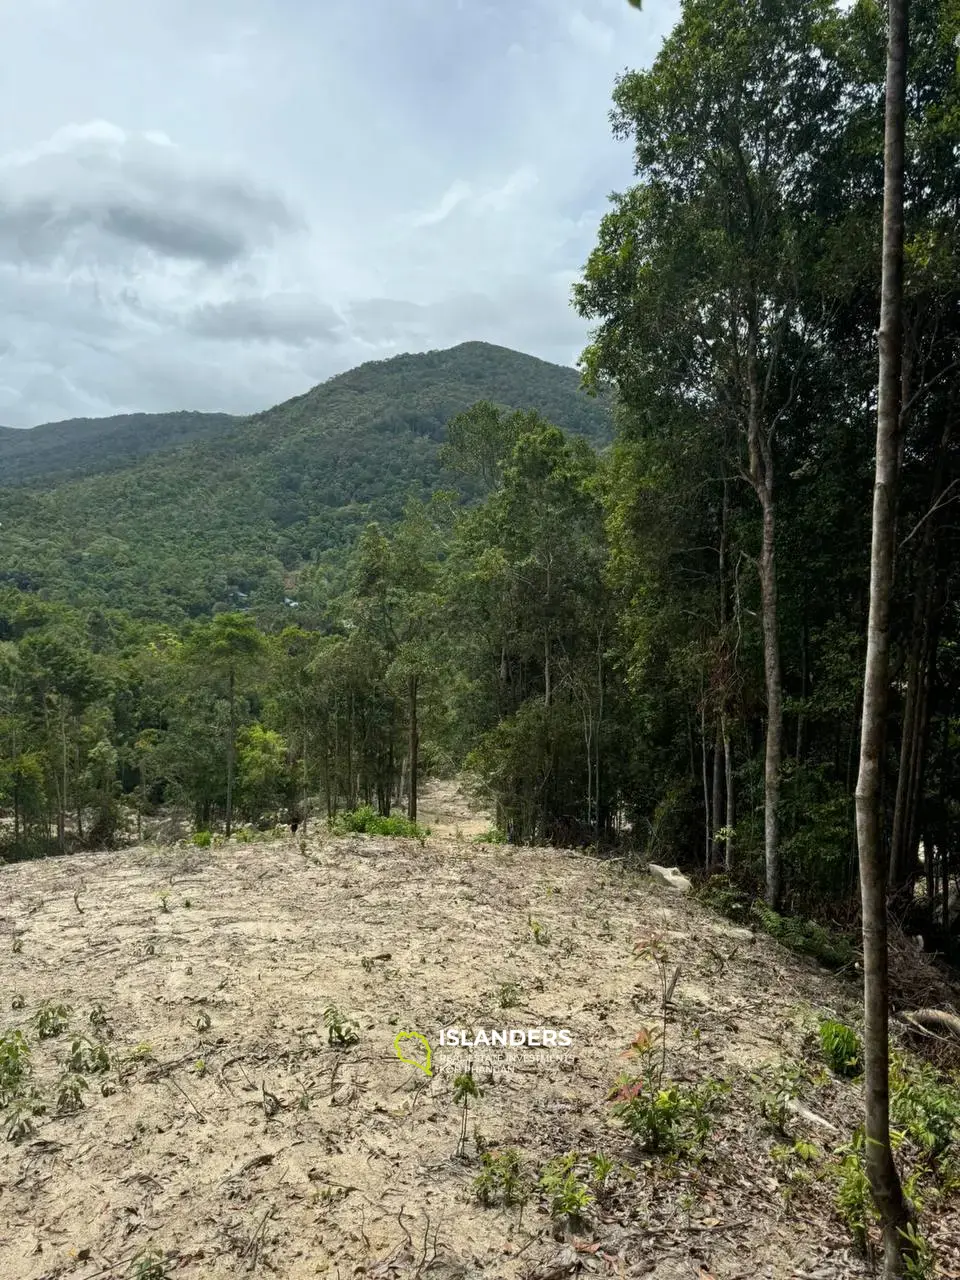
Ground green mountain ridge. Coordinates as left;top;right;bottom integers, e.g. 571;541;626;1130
0;342;611;621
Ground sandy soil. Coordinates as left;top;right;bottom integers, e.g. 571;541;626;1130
0;796;955;1278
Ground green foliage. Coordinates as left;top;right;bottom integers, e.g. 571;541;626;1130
833;1139;874;1255
0;345;611;622
890;1054;960;1164
0;1030;31;1105
818;1020;863;1077
539;1153;594;1225
608;1073;725;1154
191;830;212;848
751;903;855;969
473;1148;531;1207
331;805;428;839
32;1001;72;1040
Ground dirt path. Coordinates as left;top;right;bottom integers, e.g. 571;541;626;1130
0;826;953;1278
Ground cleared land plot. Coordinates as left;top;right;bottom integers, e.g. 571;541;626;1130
0;825;955;1278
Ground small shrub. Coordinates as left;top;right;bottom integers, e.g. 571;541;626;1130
331;806;429;839
819;1019;862;1077
473;827;507;845
191;830;212;848
609;1074;725;1154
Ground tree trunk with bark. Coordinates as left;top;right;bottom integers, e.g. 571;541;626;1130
854;0;915;1271
407;674;419;824
747;330;784;908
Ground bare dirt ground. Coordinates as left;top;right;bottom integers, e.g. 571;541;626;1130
0;786;956;1279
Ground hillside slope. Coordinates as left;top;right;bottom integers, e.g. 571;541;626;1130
0;411;240;488
1;824;954;1278
0;342;611;620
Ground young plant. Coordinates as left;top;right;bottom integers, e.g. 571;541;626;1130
0;1031;31;1104
528;916;550;945
323;1005;360;1047
56;1073;88;1114
474;1148;530;1207
453;1069;481;1157
131;1248;169;1280
539;1153;593;1229
10;993;25;1011
498;981;522;1009
66;1036;110;1074
32;1001;72;1039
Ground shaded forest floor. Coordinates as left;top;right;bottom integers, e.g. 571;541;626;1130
1;785;957;1278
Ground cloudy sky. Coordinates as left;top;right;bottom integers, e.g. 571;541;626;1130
0;0;678;427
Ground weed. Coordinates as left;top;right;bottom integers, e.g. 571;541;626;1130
474;1148;530;1206
130;1248;169;1279
528;916;550;945
158;892;170;913
32;1001;72;1039
832;1135;874;1255
323;1005;360;1047
10;993;25;1011
183;898;192;909
195;1010;212;1033
191;831;212;848
899;1224;935;1279
498;981;522;1009
194;1059;207;1077
11;936;22;954
890;1053;960;1164
751;901;855;969
819;1019;863;1077
56;1073;88;1114
751;1058;811;1134
586;1150;629;1201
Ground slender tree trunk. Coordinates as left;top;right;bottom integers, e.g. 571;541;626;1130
711;721;724;867
747;331;784;908
225;668;236;838
700;702;711;867
724;721;735;872
855;1;914;1270
407;674;419;824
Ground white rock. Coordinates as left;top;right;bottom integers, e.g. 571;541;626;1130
648;863;693;893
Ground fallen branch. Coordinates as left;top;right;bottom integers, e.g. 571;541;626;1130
900;1008;960;1040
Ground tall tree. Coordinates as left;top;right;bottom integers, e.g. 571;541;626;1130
854;0;915;1271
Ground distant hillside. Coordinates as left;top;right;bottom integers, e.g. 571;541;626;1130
0;342;611;621
0;411;240;487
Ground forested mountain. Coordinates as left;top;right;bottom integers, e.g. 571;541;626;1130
0;411;240;488
0;342;611;620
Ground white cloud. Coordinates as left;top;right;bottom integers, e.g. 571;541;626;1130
0;0;681;427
